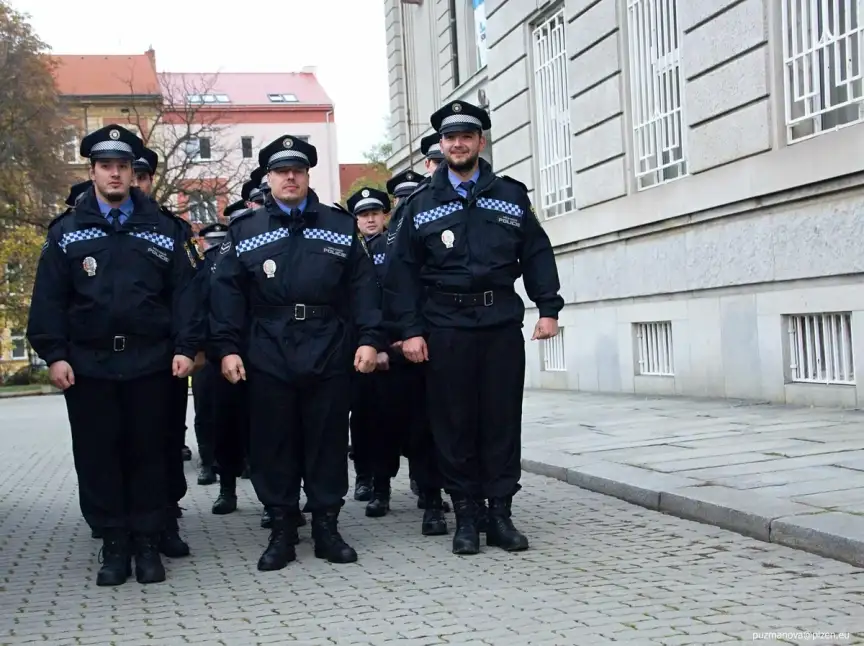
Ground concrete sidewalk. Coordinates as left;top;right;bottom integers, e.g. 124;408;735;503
521;389;864;567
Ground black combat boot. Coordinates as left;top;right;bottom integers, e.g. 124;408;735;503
260;506;273;529
311;509;357;563
421;489;448;536
365;478;391;517
353;474;373;502
417;488;451;512
158;513;190;558
96;529;131;586
476;498;488;533
450;495;480;555
212;476;238;515
486;497;529;552
133;534;166;584
257;509;297;571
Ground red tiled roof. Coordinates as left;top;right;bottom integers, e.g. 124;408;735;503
159;72;333;107
52;53;160;96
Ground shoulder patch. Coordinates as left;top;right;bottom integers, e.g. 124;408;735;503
499;175;529;194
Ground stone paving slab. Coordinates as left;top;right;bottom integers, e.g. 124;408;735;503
521;389;864;568
5;396;864;644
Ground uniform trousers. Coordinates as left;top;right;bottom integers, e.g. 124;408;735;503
388;361;442;491
191;363;217;466
166;376;189;506
64;372;171;533
248;369;350;512
213;372;250;478
351;371;402;482
425;324;525;499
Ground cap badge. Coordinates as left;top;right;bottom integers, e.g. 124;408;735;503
109;129;120;140
283;138;293;149
361;189;370;198
407;173;414;180
452;102;462;113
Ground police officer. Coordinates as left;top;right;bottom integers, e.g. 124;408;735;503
242;168;267;208
132;145;195;558
386;169;422;209
191;222;227;487
27;124;202;585
210;134;383;571
420;132;445;174
384;101;564;555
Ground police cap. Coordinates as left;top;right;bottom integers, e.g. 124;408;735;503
80;124;144;161
224;199;247;218
200;222;228;241
420;133;444;161
65;180;92;207
347;187;391;216
258;135;317;171
386;169;421;198
430;100;491;136
132;146;159;175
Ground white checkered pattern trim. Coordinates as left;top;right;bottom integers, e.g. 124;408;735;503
413;201;462;228
58;228;108;253
129;231;174;251
373;253;385;265
476;197;523;218
303;228;352;247
236;228;290;255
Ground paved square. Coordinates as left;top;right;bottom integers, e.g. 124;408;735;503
1;395;864;645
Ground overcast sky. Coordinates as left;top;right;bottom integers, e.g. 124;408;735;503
11;0;390;163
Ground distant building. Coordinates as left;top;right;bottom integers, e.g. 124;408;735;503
384;0;864;408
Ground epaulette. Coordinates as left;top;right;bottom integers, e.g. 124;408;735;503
228;206;257;225
402;181;429;205
48;210;73;229
499;175;529;194
332;203;353;217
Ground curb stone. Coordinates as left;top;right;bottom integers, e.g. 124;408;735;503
522;449;864;568
0;386;61;399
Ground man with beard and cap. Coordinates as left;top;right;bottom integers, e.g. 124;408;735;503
132;145;196;560
383;101;564;556
210;134;383;571
27;124;203;585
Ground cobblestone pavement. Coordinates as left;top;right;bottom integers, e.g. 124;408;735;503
2;395;864;646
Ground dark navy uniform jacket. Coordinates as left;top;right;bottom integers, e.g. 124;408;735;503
383;159;564;339
209;190;384;383
364;231;387;284
27;186;204;381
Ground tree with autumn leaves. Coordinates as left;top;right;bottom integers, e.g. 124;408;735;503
0;2;70;369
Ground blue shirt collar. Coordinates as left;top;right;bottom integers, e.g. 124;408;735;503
448;167;480;191
96;195;134;217
273;196;307;214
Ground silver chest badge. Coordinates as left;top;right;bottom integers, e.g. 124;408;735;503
82;256;97;277
263;259;276;278
441;230;455;249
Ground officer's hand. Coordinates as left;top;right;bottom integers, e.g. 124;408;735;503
354;346;377;373
49;360;75;390
531;317;559;340
173;355;195;379
192;351;206;373
376;351;390;371
222;354;246;384
403;336;428;363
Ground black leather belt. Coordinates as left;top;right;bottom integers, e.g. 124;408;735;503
429;290;501;307
253;304;335;321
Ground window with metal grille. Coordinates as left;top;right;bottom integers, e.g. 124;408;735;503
635;321;674;376
542;327;566;372
241;136;253;159
531;8;574;219
626;0;687;190
787;313;855;384
782;0;864;142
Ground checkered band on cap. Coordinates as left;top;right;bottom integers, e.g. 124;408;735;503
354;197;384;212
134;157;152;170
91;141;135;156
440;114;483;130
427;142;442;154
267;149;310;167
395;180;419;193
204;230;227;239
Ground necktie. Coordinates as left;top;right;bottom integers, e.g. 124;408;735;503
108;208;124;231
458;181;475;201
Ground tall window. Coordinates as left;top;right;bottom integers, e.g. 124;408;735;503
532;8;574;219
62;127;78;164
626;0;688;189
9;329;26;361
185;136;212;161
449;0;461;88
782;0;864;142
241;136;253;159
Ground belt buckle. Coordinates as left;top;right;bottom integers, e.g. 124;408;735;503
294;304;307;321
113;335;126;352
483;290;494;307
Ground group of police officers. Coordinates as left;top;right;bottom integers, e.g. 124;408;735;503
26;98;563;587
